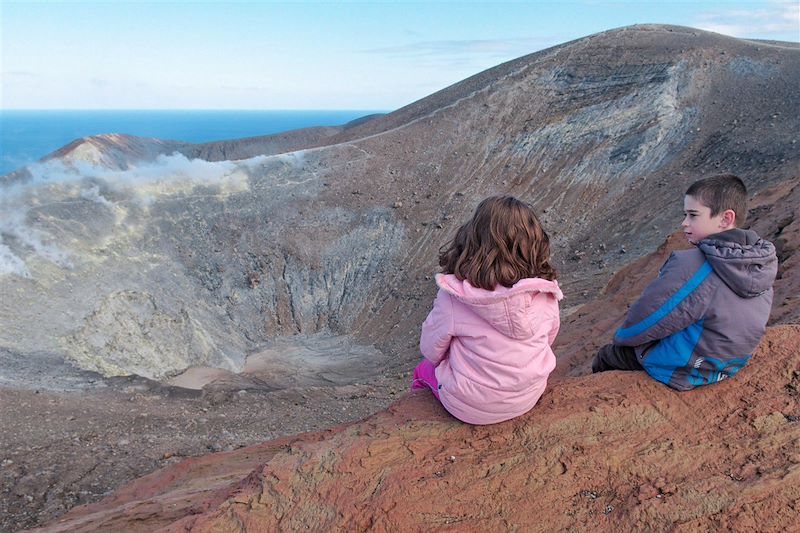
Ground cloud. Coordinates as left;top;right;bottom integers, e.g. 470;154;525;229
1;71;40;82
694;1;800;39
359;36;565;65
220;84;271;92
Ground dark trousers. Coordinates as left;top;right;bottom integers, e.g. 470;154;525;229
592;344;644;373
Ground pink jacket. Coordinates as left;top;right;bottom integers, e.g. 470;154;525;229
420;273;562;424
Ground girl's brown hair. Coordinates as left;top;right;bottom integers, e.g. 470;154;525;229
439;196;556;289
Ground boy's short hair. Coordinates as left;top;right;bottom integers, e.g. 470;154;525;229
685;174;748;226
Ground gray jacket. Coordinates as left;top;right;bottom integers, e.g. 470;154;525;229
613;228;777;390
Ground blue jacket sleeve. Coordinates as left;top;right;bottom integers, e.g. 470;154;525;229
613;251;715;347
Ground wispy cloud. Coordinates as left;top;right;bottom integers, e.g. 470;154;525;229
694;1;799;40
1;71;40;81
360;36;565;64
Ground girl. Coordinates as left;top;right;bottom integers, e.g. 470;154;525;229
411;195;562;424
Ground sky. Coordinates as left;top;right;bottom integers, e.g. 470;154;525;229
1;0;798;110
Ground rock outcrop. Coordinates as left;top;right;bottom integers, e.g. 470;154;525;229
37;119;379;172
33;325;800;532
30;177;800;533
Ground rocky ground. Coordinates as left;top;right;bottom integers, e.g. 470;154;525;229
20;325;800;533
0;371;410;532
6;176;797;532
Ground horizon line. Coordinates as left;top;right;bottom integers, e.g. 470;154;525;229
0;108;393;112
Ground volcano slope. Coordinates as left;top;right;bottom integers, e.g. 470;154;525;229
2;24;799;531
1;24;797;383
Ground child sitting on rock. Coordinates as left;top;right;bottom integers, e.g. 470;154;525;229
411;195;562;424
593;174;777;390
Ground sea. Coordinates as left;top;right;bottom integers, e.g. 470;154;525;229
0;109;385;176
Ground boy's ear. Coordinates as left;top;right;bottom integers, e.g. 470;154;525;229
720;209;736;229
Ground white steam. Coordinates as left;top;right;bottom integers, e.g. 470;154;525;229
80;184;115;209
0;207;73;278
0;151;288;278
0;241;30;278
22;152;244;192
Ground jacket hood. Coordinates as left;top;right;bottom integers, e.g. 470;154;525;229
697;229;777;297
435;273;563;339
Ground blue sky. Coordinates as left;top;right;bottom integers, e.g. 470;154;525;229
1;1;798;110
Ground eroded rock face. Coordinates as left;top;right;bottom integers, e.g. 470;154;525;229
63;291;228;380
32;325;800;532
39;126;351;171
0;152;406;378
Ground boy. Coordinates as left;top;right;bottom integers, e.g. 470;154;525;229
592;174;777;390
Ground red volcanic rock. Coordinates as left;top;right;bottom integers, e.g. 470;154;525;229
553;231;692;379
34;325;800;532
748;179;800;326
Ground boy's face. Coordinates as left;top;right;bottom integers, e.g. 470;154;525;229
681;195;734;244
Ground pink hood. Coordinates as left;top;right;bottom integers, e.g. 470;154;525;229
435;274;563;339
420;274;563;425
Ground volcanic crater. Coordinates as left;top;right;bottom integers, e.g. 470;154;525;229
1;25;798;532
